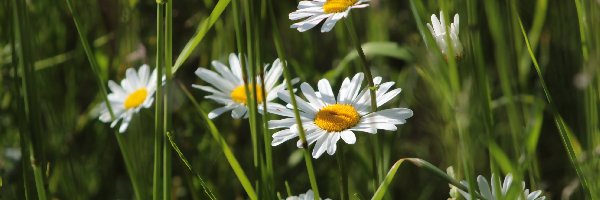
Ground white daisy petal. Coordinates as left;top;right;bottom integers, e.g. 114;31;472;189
317;79;336;105
326;133;341;155
312;133;330;158
208;106;235;119
300;82;325;109
231;106;247;119
454;173;547;200
195;68;236;91
212;60;242;85
340;130;356;144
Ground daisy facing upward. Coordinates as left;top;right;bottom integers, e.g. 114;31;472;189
268;73;413;158
289;0;370;32
99;64;159;133
193;53;290;119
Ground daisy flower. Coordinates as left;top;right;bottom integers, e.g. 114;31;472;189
193;53;290;119
285;189;331;200
456;174;546;200
289;0;370;32
99;64;159;133
427;11;463;58
268;73;413;158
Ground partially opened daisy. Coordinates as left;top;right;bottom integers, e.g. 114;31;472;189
456;174;546;200
427;11;463;58
285;189;331;200
99;64;158;133
268;73;413;158
193;53;290;119
289;0;370;32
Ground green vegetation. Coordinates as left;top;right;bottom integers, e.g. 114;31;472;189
1;0;599;199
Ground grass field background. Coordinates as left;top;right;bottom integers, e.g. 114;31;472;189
2;0;600;199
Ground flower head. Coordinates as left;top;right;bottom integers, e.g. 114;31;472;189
456;174;546;200
268;73;413;158
289;0;370;32
99;64;159;133
285;189;331;200
193;53;289;119
427;11;463;58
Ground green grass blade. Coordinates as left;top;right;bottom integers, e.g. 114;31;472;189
172;0;231;73
267;1;321;198
518;18;591;198
153;3;165;200
166;131;216;200
179;82;258;200
372;158;485;200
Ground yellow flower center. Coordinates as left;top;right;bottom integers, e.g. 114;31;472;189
124;88;148;109
323;0;357;13
314;104;360;132
230;84;264;104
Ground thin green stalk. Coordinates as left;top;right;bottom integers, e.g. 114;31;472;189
163;0;173;199
153;2;165;200
344;14;381;185
255;0;275;196
267;1;320;199
10;0;39;198
237;1;260;180
518;18;592;199
66;0;142;198
372;158;486;200
337;144;349;200
13;0;47;199
179;83;258;200
166;131;216;200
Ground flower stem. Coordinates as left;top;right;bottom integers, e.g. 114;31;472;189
153;2;165;200
267;1;320;199
163;0;173;199
66;0;142;198
337;144;349;200
344;15;382;185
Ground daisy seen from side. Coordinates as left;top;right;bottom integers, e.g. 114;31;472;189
427;11;463;58
268;73;413;158
285;189;331;200
99;64;159;133
193;53;290;119
455;174;546;200
289;0;370;32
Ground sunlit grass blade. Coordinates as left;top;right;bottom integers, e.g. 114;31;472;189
518;18;592;198
153;2;166;200
179;82;258;200
172;0;231;73
65;0;143;198
372;158;485;200
166;131;216;200
267;0;321;198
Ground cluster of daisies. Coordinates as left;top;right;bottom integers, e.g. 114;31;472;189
96;0;543;199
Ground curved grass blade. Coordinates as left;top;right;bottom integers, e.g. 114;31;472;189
518;17;591;198
178;82;258;200
372;158;485;200
166;131;216;200
172;0;231;73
